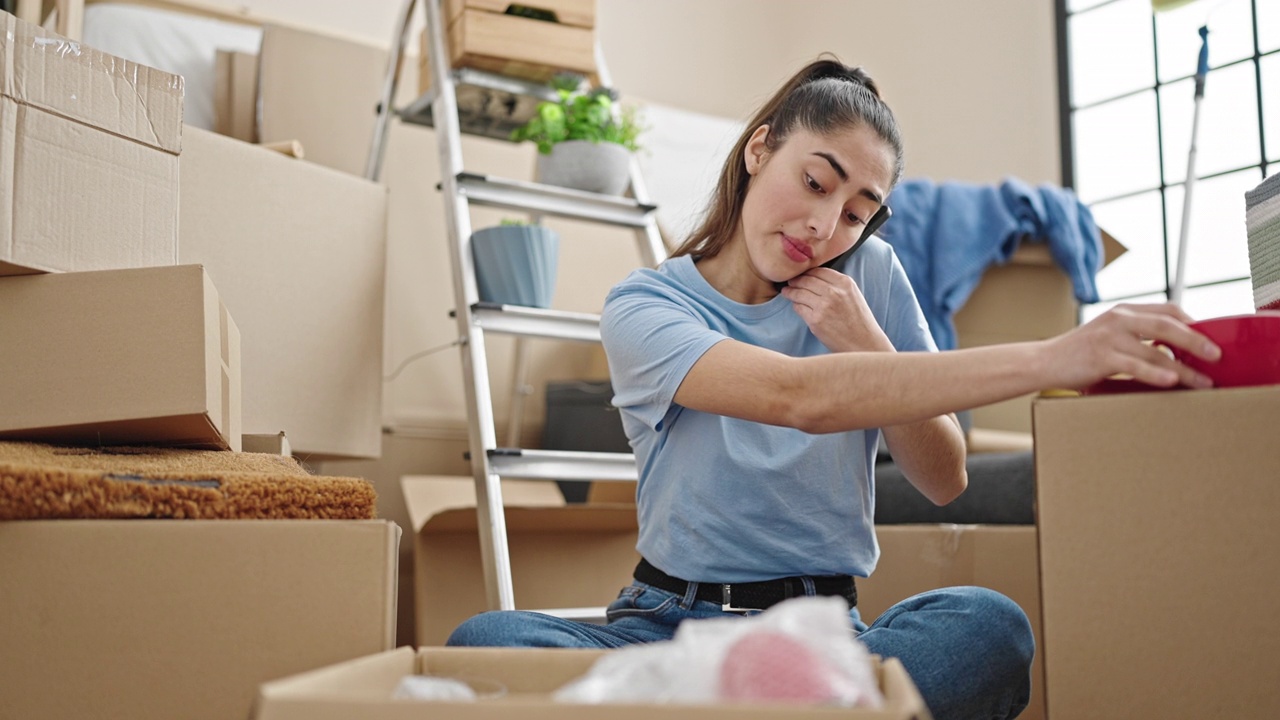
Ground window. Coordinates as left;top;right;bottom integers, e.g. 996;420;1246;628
1060;0;1273;320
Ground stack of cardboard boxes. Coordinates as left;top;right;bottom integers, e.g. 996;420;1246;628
0;13;398;720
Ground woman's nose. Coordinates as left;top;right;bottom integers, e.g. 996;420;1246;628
808;202;841;240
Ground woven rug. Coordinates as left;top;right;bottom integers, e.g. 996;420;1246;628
0;441;376;520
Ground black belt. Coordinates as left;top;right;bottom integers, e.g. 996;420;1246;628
634;557;857;613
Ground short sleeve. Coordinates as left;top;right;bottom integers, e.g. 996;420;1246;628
882;248;939;354
600;278;726;432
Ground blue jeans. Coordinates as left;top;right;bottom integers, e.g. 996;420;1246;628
447;582;1033;720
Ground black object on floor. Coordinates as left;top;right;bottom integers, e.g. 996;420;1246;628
542;380;631;503
874;450;1035;525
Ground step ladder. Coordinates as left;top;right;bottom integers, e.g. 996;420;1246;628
368;0;666;618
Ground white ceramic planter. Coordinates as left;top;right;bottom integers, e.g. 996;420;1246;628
535;140;632;196
470;224;560;308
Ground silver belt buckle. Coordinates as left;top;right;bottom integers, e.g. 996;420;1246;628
720;584;761;614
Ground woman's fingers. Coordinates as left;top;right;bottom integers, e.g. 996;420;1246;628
1115;306;1221;363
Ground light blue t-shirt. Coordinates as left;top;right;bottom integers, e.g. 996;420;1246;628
600;237;937;583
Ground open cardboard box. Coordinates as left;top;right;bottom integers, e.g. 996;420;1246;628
402;475;640;646
253;646;932;720
1033;385;1280;719
0;519;401;720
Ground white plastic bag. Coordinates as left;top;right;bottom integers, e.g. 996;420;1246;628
554;595;883;707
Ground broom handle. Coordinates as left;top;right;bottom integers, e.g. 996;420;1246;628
1170;26;1209;307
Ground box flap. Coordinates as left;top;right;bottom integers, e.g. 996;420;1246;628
1007;227;1125;268
257;647;417;702
1;14;183;153
423;504;638;535
401;475;563;533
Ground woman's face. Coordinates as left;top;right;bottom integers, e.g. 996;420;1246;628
736;123;895;286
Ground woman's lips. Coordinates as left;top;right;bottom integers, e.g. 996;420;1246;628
781;235;813;263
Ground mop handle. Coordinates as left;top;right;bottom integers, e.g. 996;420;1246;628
1170;25;1210;306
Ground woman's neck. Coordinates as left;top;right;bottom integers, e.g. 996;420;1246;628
693;235;778;305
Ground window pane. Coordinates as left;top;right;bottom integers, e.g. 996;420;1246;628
1090;191;1169;298
1164;168;1260;288
1069;0;1113;13
1158;62;1259;184
1260;1;1280;53
1082;291;1168;323
1070;0;1156;107
1074;92;1162;202
1180;279;1255;319
1264;54;1280;163
1155;0;1254;83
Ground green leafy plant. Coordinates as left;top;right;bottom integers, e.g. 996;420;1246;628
499;218;534;226
510;73;644;155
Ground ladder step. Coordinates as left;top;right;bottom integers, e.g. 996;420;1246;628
399;68;558;142
524;606;608;624
487;448;637;481
469;302;601;342
455;172;657;228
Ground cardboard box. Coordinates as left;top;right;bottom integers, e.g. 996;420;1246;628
419;8;597;94
445;0;596;29
0;12;182;276
1033;386;1280;719
955;231;1125;433
253;646;931;720
402;475;638;646
0;518;400;720
0;264;242;450
178;127;387;459
858;525;1045;720
214;48;260;143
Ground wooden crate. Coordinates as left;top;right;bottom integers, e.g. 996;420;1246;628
419;3;597;94
445;0;596;28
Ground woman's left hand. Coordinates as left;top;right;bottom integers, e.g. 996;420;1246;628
781;267;894;353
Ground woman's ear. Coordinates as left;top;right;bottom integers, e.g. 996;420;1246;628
743;124;771;176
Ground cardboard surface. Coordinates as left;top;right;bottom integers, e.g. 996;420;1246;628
257;23;387;178
402;475;642;646
214;48;260;143
178;126;387;459
1034;386;1280;719
0;12;182;275
0;264;242;450
858;525;1044;720
0;519;400;720
254;646;931;720
955;231;1125;433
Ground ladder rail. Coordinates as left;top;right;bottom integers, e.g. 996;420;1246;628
421;0;517;613
366;0;417;182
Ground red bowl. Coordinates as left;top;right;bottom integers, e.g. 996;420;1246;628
1173;311;1280;389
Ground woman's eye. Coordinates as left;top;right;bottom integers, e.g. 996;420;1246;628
805;174;824;192
846;211;864;226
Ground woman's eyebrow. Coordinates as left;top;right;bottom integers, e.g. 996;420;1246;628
811;151;883;204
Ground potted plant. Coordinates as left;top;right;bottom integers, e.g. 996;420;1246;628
470;219;559;308
509;73;643;196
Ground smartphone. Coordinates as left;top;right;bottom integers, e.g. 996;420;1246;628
820;204;892;270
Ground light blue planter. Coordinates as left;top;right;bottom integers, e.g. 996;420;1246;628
470;224;560;308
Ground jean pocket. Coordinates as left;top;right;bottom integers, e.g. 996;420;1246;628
605;582;679;621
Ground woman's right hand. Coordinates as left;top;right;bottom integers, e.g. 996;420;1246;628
1040;303;1221;390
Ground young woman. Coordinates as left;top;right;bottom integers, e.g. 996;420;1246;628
447;58;1221;720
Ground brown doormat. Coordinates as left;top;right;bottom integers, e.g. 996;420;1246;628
0;441;376;520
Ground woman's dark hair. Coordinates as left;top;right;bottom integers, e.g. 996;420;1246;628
671;56;904;259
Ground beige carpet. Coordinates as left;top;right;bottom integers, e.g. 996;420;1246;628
0;441;377;520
